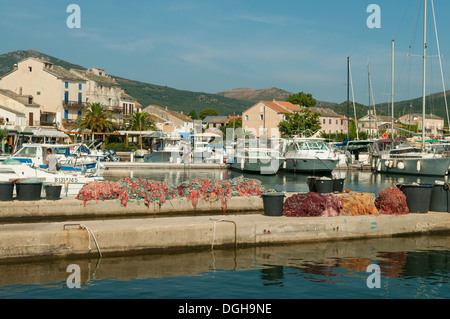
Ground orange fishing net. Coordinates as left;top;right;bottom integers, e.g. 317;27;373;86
339;192;379;216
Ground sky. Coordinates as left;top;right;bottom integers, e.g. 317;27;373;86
1;0;450;106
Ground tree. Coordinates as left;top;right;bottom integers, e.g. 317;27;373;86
287;92;316;107
188;110;198;120
199;108;219;120
76;103;116;136
122;112;157;149
278;109;321;138
123;112;156;132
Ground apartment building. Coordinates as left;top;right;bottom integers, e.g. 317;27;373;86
398;113;444;138
310;107;348;134
0;57;138;130
242;100;302;138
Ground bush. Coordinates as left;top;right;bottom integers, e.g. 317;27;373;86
104;142;139;151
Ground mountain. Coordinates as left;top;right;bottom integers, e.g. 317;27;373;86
216;87;293;102
0;50;253;116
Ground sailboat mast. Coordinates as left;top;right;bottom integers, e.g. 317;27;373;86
347;56;350;141
422;0;427;151
391;39;395;139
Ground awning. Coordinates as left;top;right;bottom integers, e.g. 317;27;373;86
33;129;69;139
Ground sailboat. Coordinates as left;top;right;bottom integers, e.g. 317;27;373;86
370;1;450;176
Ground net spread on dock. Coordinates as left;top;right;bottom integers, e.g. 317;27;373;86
76;176;268;213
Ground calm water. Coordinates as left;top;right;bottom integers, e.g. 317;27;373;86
102;167;448;196
0;234;448;299
0;168;448;300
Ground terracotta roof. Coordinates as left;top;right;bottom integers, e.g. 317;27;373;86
273;101;303;111
261;101;299;113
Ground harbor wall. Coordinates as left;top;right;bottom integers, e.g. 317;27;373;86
0;194;449;262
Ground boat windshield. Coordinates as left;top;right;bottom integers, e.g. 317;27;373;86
13;146;37;158
296;141;328;151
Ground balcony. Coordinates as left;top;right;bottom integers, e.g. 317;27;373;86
62;100;89;109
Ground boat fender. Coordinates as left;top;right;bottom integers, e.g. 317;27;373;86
417;160;421;172
398;161;405;170
240;159;244;170
385;161;389;167
377;162;382;171
393;160;398;168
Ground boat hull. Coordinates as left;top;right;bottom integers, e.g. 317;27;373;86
282;157;339;173
371;156;450;176
230;157;283;175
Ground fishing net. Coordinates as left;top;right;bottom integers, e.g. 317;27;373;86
76;180;124;205
177;176;268;213
76;176;268;213
339;192;379;216
282;193;343;217
374;186;409;215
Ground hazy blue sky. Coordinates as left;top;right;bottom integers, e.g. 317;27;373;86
1;0;450;106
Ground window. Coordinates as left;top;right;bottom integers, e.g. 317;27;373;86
259;114;264;121
323;119;325;124
329;119;331;124
260;106;264;112
78;93;82;104
77;111;82;116
64;110;69;119
244;115;249;121
79;83;82;90
65;82;69;89
28;67;32;72
336;120;338;124
64;91;69;103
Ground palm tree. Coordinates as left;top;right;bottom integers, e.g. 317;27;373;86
123;112;156;149
75;103;116;141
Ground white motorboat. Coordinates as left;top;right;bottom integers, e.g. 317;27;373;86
282;137;339;173
230;147;284;175
0;158;103;195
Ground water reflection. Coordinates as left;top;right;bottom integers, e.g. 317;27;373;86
101;168;448;195
0;234;448;298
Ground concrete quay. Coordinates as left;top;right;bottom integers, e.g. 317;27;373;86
0;194;449;262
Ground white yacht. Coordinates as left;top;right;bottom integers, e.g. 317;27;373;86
282;137;339;173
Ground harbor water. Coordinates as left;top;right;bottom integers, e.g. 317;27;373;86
0;168;448;299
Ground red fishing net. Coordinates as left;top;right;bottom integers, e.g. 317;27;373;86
375;187;409;215
282;193;343;217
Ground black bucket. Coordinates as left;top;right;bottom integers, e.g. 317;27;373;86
316;178;333;194
306;176;317;192
261;193;285;216
45;184;62;200
0;182;14;201
16;182;42;201
429;184;450;212
397;183;433;213
332;178;345;193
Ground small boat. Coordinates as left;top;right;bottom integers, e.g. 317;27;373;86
10;143;101;172
134;149;149;159
0;157;103;195
143;135;185;163
230;147;284;175
282;137;339;173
